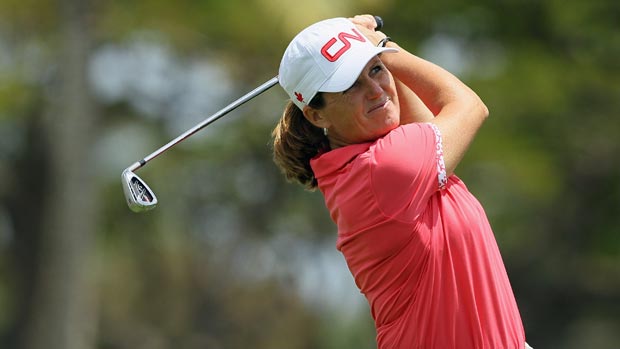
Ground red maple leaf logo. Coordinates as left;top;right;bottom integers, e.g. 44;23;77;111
294;92;304;102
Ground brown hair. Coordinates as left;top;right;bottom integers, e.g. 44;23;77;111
271;93;329;190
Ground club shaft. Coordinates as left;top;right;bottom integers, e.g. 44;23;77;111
126;76;279;173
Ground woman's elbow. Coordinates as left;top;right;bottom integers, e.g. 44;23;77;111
473;95;489;123
480;101;490;120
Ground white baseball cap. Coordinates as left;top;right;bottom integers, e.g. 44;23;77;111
279;17;398;110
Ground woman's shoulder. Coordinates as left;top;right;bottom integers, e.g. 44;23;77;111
311;142;372;179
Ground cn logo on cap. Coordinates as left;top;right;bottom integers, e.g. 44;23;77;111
320;28;367;62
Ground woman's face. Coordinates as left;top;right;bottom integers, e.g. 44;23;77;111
307;55;400;148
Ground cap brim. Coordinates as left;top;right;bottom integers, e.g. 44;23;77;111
318;46;398;93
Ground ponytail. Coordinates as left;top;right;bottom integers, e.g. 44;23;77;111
271;95;329;190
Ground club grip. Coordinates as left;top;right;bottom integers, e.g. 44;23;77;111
374;16;384;31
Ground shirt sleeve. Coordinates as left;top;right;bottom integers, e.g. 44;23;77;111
370;123;447;222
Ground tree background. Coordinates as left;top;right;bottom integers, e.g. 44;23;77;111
0;0;618;348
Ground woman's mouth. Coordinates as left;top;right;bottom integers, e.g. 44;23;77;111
368;97;391;114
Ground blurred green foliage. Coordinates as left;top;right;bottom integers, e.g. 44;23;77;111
0;0;618;348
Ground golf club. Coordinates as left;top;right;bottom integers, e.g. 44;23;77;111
122;16;384;212
122;76;279;212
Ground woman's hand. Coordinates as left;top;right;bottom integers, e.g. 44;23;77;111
348;14;387;46
348;14;379;30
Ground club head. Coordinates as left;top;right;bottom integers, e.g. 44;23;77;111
121;169;158;212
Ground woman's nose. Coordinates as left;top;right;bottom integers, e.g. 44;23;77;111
365;78;383;99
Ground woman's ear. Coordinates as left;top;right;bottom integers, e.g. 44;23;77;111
302;106;330;129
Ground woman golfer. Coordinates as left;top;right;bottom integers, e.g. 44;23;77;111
272;15;531;349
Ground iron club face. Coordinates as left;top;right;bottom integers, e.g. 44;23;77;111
121;169;158;212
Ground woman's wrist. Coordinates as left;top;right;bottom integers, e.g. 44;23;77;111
377;36;392;47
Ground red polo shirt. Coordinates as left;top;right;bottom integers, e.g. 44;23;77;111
310;123;525;349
